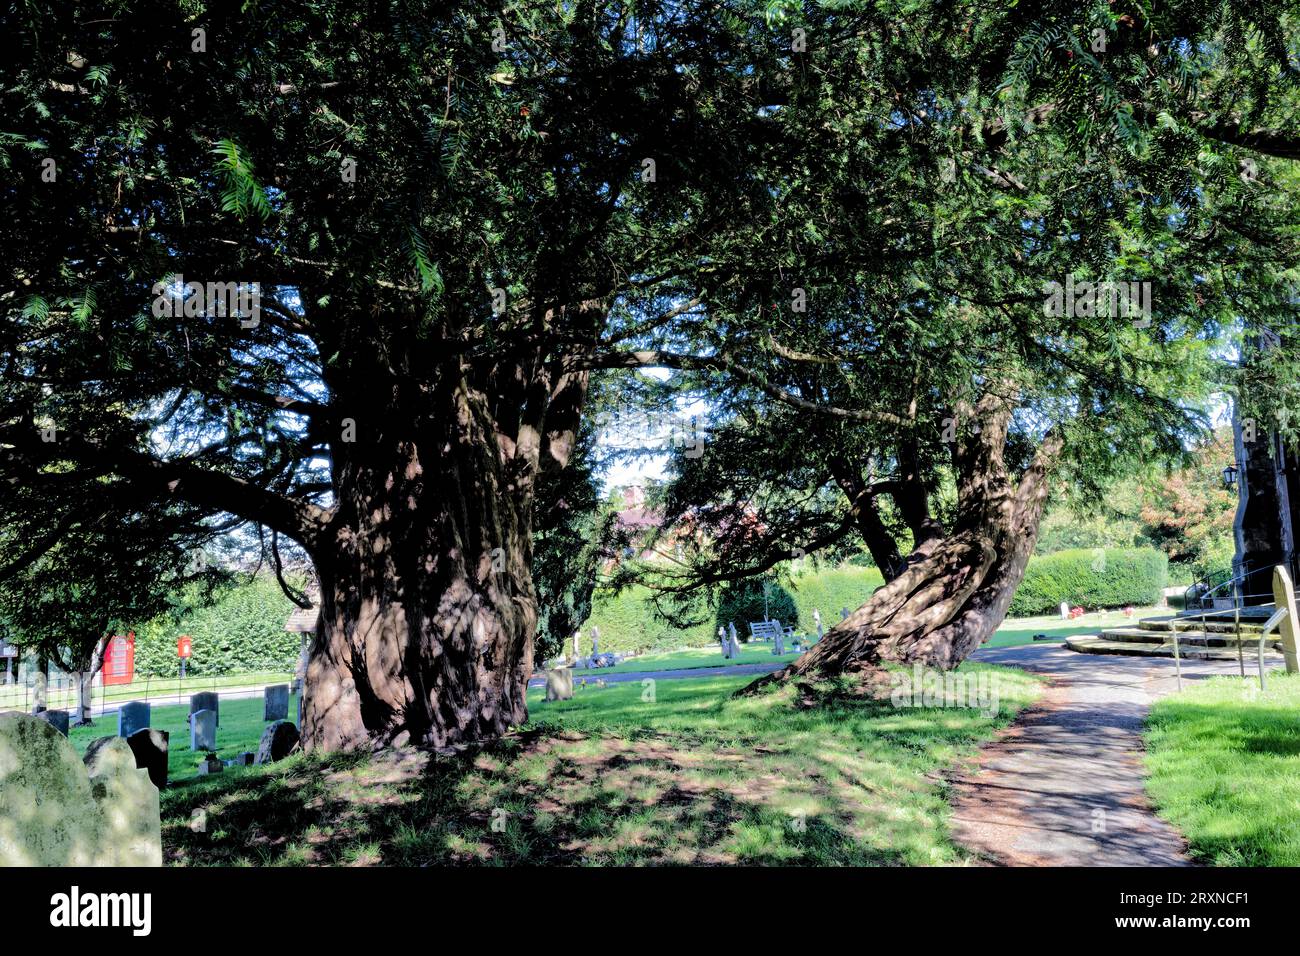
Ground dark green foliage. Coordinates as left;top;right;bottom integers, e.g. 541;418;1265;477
1008;548;1169;616
716;577;798;636
532;417;619;663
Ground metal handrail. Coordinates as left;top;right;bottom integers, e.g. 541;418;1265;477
1184;561;1257;609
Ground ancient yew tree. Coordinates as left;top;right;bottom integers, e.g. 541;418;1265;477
614;1;1300;685
3;0;1299;748
0;0;807;749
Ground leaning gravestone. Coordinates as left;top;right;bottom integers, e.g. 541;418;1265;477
256;720;300;764
118;700;150;739
36;709;69;737
127;728;169;791
190;709;217;752
190;691;219;727
773;631;785;655
545;667;575;701
264;684;290;722
0;713;162;866
1273;565;1300;674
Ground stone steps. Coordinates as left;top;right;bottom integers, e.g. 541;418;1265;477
1066;635;1285;661
1097;627;1279;649
1136;616;1265;635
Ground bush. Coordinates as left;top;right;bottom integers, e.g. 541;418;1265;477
133;574;302;677
578;586;714;655
715;578;798;638
786;565;885;630
575;564;887;656
1008;548;1168;617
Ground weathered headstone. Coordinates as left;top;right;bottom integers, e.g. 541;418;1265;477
813;608;823;643
227;751;255;767
572;630;581;663
545;667;575;702
190;691;219;727
728;621;739;647
197;754;223;776
590;625;600;656
263;683;290;722
190;708;217;752
1273;565;1300;674
127;728;169;791
117;700;151;739
256;720;300;764
36;709;69;737
0;712;162;866
1059;601;1070;620
718;625;730;658
773;631;785;655
728;630;741;659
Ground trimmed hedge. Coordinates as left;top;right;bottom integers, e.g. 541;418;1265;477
133;575;302;677
1007;547;1168;617
578;565;887;655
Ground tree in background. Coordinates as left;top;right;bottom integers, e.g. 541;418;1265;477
1138;430;1238;580
0;493;226;722
611;1;1300;689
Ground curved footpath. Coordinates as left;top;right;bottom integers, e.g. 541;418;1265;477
951;643;1247;866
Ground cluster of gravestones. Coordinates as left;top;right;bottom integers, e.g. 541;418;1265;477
185;685;301;776
29;683;302;788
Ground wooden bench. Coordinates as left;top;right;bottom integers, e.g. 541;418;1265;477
748;620;787;642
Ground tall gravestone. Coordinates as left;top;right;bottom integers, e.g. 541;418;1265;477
190;709;217;752
127;728;169;791
264;684;290;722
36;709;69;737
118;700;150;739
190;691;219;727
1273;565;1300;674
0;713;162;866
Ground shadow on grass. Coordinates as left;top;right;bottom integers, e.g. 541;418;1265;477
163;667;1043;866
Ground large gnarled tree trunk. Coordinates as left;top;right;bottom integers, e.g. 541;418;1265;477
748;392;1063;690
300;338;590;752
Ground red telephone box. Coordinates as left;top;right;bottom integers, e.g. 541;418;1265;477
101;632;136;686
177;635;193;659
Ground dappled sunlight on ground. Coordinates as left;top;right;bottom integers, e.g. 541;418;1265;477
160;666;1044;866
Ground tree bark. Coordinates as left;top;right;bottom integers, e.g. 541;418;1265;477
299;344;590;752
31;651;47;714
72;636;110;726
744;402;1062;690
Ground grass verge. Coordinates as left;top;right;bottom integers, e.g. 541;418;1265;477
1144;671;1300;866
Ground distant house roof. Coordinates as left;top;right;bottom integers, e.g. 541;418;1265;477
284;599;319;633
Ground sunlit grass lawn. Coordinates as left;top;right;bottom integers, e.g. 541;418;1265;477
984;605;1169;648
68;692;299;783
159;663;1044;866
570;644;800;675
1145;671;1300;866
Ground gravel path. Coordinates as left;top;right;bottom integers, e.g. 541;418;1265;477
949;643;1250;866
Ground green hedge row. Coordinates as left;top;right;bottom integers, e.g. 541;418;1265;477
578;565;887;655
132;575;302;677
1007;547;1168;617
